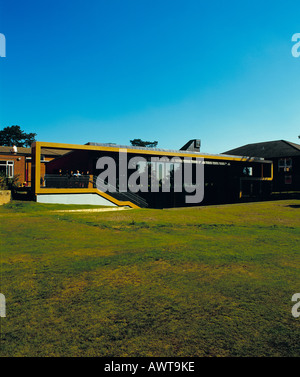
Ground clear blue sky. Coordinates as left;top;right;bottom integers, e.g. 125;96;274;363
0;0;300;153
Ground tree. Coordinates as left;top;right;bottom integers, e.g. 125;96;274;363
0;125;37;147
130;139;158;148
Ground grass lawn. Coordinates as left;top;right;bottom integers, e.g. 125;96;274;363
0;199;299;357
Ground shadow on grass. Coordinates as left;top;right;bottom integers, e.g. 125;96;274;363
286;205;300;208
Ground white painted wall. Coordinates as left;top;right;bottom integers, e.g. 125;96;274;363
37;193;116;206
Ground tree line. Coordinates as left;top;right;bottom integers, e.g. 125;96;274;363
0;125;158;148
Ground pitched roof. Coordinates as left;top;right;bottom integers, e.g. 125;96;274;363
223;140;300;158
0;145;70;157
0;145;31;155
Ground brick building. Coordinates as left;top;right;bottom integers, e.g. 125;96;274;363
0;145;67;187
224;140;300;193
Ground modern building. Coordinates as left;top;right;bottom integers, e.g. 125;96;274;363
224;140;300;193
31;140;273;208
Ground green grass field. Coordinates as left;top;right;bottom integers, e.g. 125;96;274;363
0;199;299;357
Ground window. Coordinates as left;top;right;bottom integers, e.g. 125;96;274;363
243;167;253;176
0;160;14;178
285;175;292;184
7;161;14;177
278;158;292;172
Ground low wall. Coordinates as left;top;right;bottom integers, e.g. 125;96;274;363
36;193;117;206
0;190;11;205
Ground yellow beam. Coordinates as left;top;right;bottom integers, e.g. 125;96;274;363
34;142;41;195
34;140;271;162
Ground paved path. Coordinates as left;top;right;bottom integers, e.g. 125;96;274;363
53;206;132;213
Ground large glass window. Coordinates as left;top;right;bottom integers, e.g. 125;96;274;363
0;160;14;178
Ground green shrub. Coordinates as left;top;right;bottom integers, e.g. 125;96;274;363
0;172;20;190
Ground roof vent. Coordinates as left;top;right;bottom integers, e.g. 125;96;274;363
180;139;201;152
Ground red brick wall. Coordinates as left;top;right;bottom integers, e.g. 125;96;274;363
0;153;54;187
0;153;27;185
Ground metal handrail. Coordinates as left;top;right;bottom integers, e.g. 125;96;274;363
92;176;148;208
43;174;148;208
